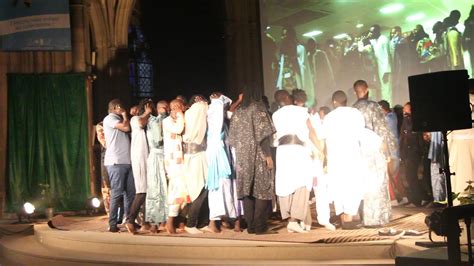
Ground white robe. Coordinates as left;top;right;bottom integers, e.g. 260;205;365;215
272;105;313;197
130;116;149;194
321;106;365;216
183;102;208;202
359;35;392;103
310;113;332;224
276;45;316;107
372;35;392;103
163;113;189;216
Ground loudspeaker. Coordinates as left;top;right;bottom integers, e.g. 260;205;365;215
408;70;472;132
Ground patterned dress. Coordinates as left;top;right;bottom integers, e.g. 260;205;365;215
163;113;190;217
228;102;275;200
359;128;391;226
353;99;398;157
354;99;393;226
145;114;168;224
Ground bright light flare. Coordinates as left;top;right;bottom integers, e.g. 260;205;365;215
23;202;35;215
91;197;101;208
303;30;323;37
379;3;404;14
406;13;425;22
333;33;349;39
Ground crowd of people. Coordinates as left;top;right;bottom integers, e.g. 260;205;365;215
95;76;473;235
263;8;474;108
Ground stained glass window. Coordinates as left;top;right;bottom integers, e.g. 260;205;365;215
128;25;153;99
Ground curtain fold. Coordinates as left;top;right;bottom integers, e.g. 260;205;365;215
7;73;90;212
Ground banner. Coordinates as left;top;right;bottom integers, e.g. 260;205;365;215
0;0;71;51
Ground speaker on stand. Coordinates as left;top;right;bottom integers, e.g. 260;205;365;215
407;70;473;265
408;69;472;206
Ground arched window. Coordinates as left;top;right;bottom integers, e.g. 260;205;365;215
129;25;153;99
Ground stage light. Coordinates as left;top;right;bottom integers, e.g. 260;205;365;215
379;3;404;14
333;33;349;40
356;23;364;28
91;197;101;208
23;202;35;215
303;30;322;37
406;13;425;22
15;202;36;224
86;197;102;215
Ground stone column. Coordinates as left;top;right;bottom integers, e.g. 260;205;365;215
70;0;87;72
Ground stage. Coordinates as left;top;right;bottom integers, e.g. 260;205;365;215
0;206;459;265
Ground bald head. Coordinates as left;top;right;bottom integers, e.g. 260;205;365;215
353;79;369;100
274;90;292;107
108;98;123;114
292;89;307;107
332;90;347;107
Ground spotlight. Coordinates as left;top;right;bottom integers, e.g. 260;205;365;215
86;197;102;215
91;197;101;208
23;202;35;215
15;202;36;223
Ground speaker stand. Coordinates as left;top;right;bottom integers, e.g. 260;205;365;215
441;130;454;207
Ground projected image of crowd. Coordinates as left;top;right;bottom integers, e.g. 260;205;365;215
262;8;474;109
97;7;474;236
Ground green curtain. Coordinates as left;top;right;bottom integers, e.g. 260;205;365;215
7;73;91;212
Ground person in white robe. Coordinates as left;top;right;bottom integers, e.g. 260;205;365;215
126;99;152;234
276;26;316;107
183;97;209;234
272;90;319;233
206;93;238;231
359;24;392;104
320;90;365;229
310;112;336;231
163;99;190;234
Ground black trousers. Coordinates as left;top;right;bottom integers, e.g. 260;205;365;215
127;193;146;224
243;196;271;233
404;158;423;206
186;189;208;227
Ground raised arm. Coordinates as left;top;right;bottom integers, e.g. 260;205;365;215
167;111;185;134
114;108;130;132
229;93;243;114
137;102;153;128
